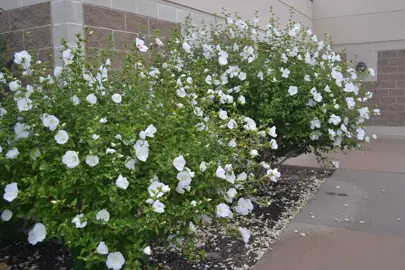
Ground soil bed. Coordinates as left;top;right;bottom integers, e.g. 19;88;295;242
0;166;332;270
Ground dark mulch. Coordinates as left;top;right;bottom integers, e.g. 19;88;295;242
0;166;332;270
0;241;72;270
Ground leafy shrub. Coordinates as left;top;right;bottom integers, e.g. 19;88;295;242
0;34;275;269
0;9;379;269
172;14;379;164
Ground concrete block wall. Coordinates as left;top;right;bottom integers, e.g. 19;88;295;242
2;0;405;130
366;50;405;126
1;0;220;66
0;1;53;65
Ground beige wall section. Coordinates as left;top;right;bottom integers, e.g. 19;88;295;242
313;0;405;19
2;0;50;11
166;0;313;28
314;11;405;45
313;0;405;83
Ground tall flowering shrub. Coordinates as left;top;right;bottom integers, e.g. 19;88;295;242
172;15;379;163
0;34;276;268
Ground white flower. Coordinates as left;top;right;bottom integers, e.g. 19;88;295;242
270;139;278;149
9;81;20;91
329;114;341;125
14;50;31;69
112;94;122;104
195;122;205;131
332;160;340;168
136;38;148;52
62;49;74;65
189;221;197;232
219;109;228;120
329;129;336;139
226;171;235;184
257;71;264;80
134;141;149;162
216;166;226;179
96;209;110;222
346;97;356;110
55;130;69;144
143;246;152;255
372;134;378;139
148;181;170;198
16;98;33;111
173;155;186;171
176;87;186;98
226;188;237;202
190;200;197;207
269;126;277;137
28;223;46;245
238;72;247;81
1;209;12;221
200;161;208;172
310;119;321;129
72;214;87;228
3;183;18;202
139;124;157;139
152;200;165;213
238;227;251;244
86;93;97;104
86;155;99;167
235;198;253;215
267;168;281;182
227;119;237;129
146;198;154;204
106;252;125;270
116;175;129;190
155;38;163;46
6;148;19;159
14;122;32;140
313;92;323;102
96;242;109;254
250;149;259;157
237;172;247;181
54;66;62;77
0;107;7;117
122;158;135;171
238;95;246;104
357;128;365;140
205;75;212;85
92;134;100;140
368;68;375;76
219;54;228;66
216;203;232;218
41;114;60;131
99;117;108;124
71;95;80;105
227;17;234;24
288;86;298;96
281;68;290;78
182;42;191;53
62;151;80;168
228;139;237;148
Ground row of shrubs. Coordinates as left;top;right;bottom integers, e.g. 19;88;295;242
0;13;377;269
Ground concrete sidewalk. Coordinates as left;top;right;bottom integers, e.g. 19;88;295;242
285;138;405;173
254;138;405;270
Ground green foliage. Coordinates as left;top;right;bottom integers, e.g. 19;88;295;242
0;33;270;269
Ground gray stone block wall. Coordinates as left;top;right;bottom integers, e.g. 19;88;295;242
0;2;53;65
367;49;405;126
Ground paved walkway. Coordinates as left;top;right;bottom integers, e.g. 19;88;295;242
254;138;405;270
